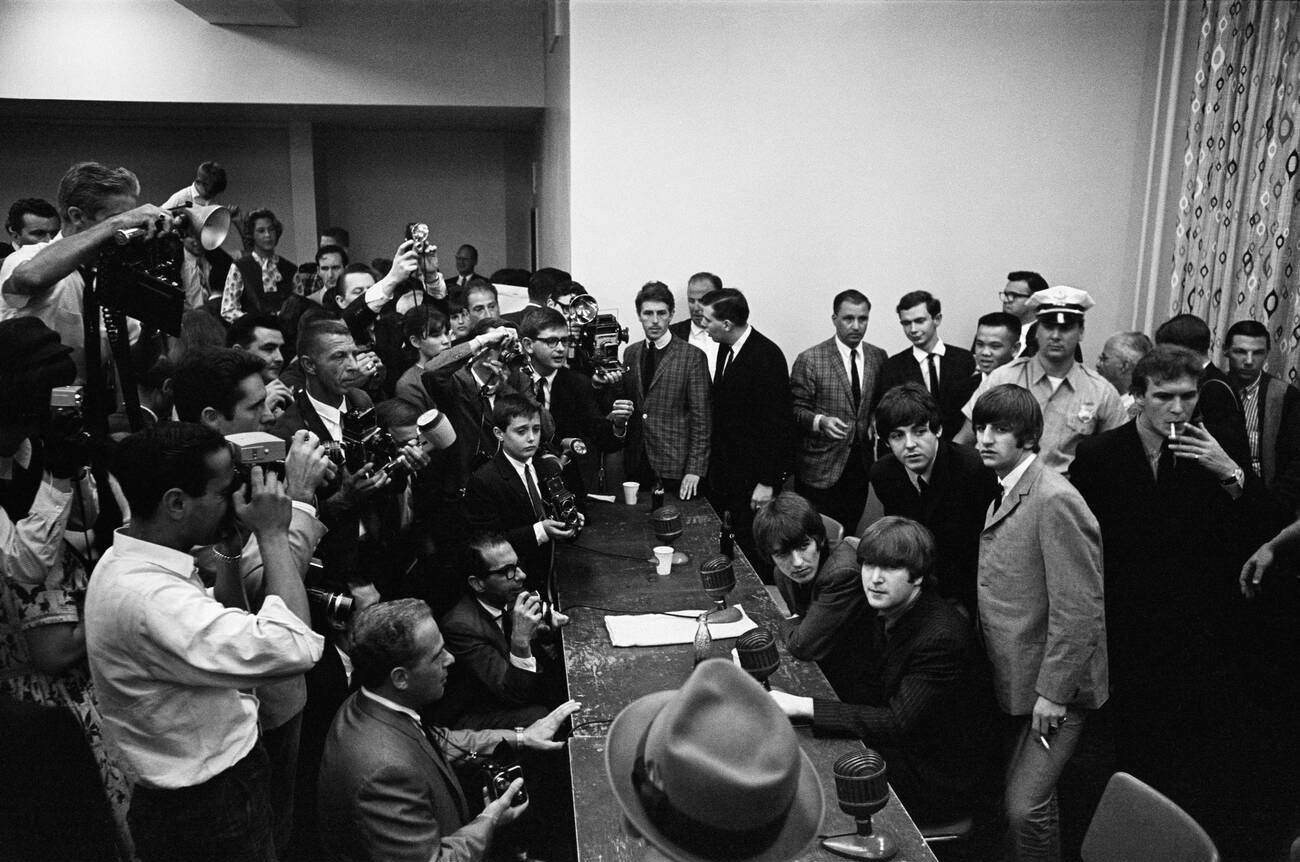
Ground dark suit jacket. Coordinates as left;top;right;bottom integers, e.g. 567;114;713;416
617;336;712;480
776;539;872;699
710;328;795;499
501;302;544;328
295;644;354;858
540;366;625;493
868;442;998;614
668;319;693;340
232;253;296;315
790;337;888;488
811;589;992;824
1238;372;1300;518
463;451;553;593
317;692;499;862
1197;362;1252;474
876;345;977;443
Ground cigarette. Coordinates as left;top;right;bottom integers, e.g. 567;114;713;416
1038;734;1052;751
1170;422;1177;439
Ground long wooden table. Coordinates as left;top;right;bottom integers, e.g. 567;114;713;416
557;492;938;862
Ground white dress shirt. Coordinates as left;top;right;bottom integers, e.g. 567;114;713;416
687;321;718;368
911;340;948;391
503;451;549;545
306;391;345;441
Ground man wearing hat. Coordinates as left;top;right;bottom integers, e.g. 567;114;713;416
605;658;824;862
956;285;1125;473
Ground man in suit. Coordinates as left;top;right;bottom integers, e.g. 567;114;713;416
448;244;482;295
317;598;578;862
973;384;1108;862
464;394;578;595
702;287;795;580
866;383;998;615
615;280;712;499
1223;319;1300;515
434;534;570;730
668;270;722;370
790;288;887;533
502;267;569;327
877;290;975;444
1095;330;1153;416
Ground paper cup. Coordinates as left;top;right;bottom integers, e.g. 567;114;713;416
653;546;674;575
622;481;640;504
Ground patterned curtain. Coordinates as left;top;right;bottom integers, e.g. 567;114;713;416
1171;0;1300;379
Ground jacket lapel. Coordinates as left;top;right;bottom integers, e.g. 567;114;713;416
292;388;334;442
984;457;1040;530
649;339;678;392
356;694;469;821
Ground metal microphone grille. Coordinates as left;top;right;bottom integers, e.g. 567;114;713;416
831;750;890;820
735;627;780;685
651;506;683;544
699;555;736;598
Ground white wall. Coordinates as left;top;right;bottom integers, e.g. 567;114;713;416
567;0;1170;361
537;14;572;270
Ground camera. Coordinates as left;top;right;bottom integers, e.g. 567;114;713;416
483;762;527;806
226;431;287;482
323;406;400;473
50;385;84;411
563;295;628;373
538;455;580;530
405;222;435;256
307;587;354;627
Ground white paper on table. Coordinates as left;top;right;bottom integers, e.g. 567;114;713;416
604;605;758;647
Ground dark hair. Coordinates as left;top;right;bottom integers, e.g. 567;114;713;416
320;227;350;248
244;208;283;244
457;244;479;261
1007;271;1049;295
464;533;512;585
178;308;227;359
528;267;571;303
490;268;532;288
874;383;942;438
700;287;749;326
111;422;229;519
491;392;540;430
375;398;422;431
468;316;512;340
971;384;1042;451
402;304;448;344
833;289;871;314
227;312;282;349
172;348;266;422
520;306;568;339
635;281;675;313
896;290;940;317
57;162;140;221
752;492;827;563
6;198;58;232
465;280;499;302
688;272;723;291
1225;319;1271;352
1130;344;1205;396
349;598;433;690
195;161;228;197
316;244;349;266
1154;314;1212;354
297;317;353;363
976;311;1022;339
856;516;935;586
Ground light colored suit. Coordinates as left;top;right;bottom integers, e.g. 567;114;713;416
977;457;1108;715
791;336;887;488
619;336;712;480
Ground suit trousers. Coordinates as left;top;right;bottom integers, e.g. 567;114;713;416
1001;708;1086;862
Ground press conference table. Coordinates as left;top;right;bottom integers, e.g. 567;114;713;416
556;493;938;862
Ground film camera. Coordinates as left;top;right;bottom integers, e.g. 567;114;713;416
537;454;580;531
483;762;527;806
323;406;403;475
225;431;287;482
563;295;628;373
307;586;354;628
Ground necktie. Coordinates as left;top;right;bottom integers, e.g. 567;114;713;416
1157;440;1175;482
500;607;514;642
850;348;862;410
714;343;732;385
417;720;469;822
926;353;941;402
917;476;929;498
643;342;658;390
525;463;547;520
535;378;548;410
992;487;1004;514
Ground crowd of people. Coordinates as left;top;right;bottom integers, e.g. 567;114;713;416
0;159;1296;862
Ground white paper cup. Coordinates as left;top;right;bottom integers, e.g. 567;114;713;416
622;481;640;504
653;546;674;575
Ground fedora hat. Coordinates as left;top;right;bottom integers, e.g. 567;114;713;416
605;659;823;862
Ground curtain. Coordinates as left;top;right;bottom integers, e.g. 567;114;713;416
1171;0;1300;378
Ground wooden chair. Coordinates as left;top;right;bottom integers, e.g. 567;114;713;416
1081;772;1219;862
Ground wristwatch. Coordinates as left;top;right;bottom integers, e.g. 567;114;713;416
514;727;525;750
1220;467;1245;487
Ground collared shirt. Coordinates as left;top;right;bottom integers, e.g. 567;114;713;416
475;597;537;672
361;686;423;726
728;324;754;361
906;462;936;495
911;340;948;391
220;251;285;322
998;452;1037;498
811;337;866;432
0;438;97;588
651;331;672;351
336;645;354;687
1134;415;1167;478
84;529;323;789
1239;375;1263;474
965;356;1125;474
503;451;548;545
687;321;719;368
306;391;345;441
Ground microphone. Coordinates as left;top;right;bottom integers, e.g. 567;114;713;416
735;627;780;690
650;506;691;566
821;750;898;860
698;555;742;624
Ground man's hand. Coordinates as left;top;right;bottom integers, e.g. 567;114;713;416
108;204;175;242
234;466;293;539
607;398;634;430
510;591;544;648
1031;695;1068;738
1240;542;1276;598
679;474;700;500
750;483;774;511
480;778;530;827
1169;422;1237;480
541;518;576;541
335;463;390;508
818;416;850;441
355;350;385;386
386;240;419;282
284;429;334;503
593;367;625;387
264;379;293;419
396;440;431;474
485;326;516;347
768;689;813;721
520;699;581;750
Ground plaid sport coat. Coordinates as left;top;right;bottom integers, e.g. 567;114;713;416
790;336;887;488
619;336;712;480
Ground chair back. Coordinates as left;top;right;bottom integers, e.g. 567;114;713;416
1081;772;1219;862
820;514;845;545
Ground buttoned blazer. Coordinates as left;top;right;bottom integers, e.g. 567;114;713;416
435;593;549;727
791;337;887;488
877;346;976;442
619;336;712;480
463;451;551;591
710;328;795;493
977;458;1108;715
317;692;498;862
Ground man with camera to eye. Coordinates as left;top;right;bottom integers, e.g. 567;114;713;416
318;598;579;862
0;162;173;382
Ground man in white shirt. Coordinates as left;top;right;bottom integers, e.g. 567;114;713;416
85;422;324;862
669;270;722;370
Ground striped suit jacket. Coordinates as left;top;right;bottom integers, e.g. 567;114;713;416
618;336;712;480
791;337;887;488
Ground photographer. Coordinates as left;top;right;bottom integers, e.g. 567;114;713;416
0;162;170;382
317;598;578;862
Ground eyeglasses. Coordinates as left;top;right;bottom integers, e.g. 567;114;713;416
534;336;573;349
998;291;1031;302
486;563;523;579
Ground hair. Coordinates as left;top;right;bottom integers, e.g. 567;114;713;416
833;289;871;314
326;263;377;310
349;598;434;690
57;162;140;221
856;516;936;586
635;280;675;313
1006;271;1049;295
194;161;228;196
1107;331;1154;365
971;384;1043;450
700;287;749;325
111;422;229;520
464;532;512;584
244;208;282;244
177;308;227;359
895;290;940;317
6;198;58;232
315;244;349;266
374;398;422;431
448;293;468;317
465;280;499;303
402;304;448;345
1130;344;1205;396
320;227;350;248
688;272;723;291
457;244;479;261
226;311;282;349
751;492;827;563
520;306;568;339
556;279;588;299
468;316;512;340
172;348;266;422
491;392;540;430
1154;314;1212;354
976;311;1022;340
874;382;942;438
528;267;571;303
297;317;352;363
489;268;532;288
1225;319;1271;352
